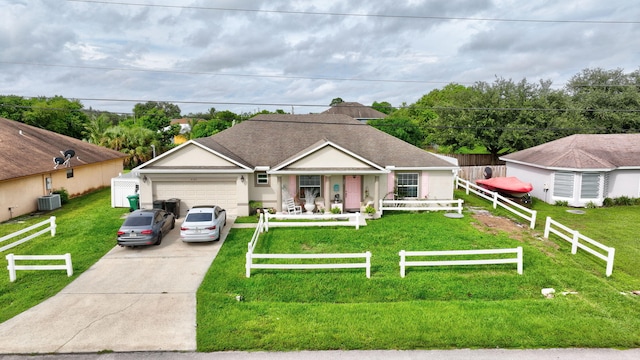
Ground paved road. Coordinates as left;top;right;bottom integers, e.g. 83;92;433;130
0;217;233;354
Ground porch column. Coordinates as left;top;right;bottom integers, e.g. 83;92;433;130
374;175;380;209
324;176;331;210
276;176;283;213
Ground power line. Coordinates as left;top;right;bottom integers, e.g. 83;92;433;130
0;61;464;85
66;0;640;25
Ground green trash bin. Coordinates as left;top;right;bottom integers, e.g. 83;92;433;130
127;194;139;212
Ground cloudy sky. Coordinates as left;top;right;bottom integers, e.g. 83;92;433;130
1;0;639;115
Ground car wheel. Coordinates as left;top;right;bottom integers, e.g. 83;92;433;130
171;218;175;229
156;232;162;245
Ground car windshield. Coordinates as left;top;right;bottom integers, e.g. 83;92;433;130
123;216;153;226
185;213;213;222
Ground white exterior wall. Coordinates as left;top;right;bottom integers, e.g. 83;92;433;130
425;170;455;200
506;163;553;204
607;169;640;199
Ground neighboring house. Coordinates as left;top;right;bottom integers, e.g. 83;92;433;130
170;118;195;144
0;117;127;222
322;102;388;123
501;134;640;207
133;114;458;217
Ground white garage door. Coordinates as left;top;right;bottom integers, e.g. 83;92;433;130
153;180;237;217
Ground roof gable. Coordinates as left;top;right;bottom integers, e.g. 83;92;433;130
322;102;388;120
501;134;640;170
0;117;126;181
136;140;251;172
271;140;387;173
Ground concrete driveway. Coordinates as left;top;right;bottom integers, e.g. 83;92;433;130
0;216;235;354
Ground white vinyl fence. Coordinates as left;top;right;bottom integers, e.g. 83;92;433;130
6;253;73;282
399;247;523;277
456;177;537;229
264;212;361;230
543;216;615;277
379;199;463;215
0;216;56;253
246;214;371;278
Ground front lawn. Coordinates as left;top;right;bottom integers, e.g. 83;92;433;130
0;188;126;323
197;194;640;351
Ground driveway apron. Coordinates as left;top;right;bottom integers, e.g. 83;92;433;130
0;217;235;354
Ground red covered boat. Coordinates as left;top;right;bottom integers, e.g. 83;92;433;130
476;176;533;198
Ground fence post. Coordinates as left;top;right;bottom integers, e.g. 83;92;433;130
516;247;523;275
262;213;268;232
245;251;252;278
64;253;73;277
50;216;57;236
457;199;463;214
492;192;498;209
571;231;580;255
365;251;371;278
6;254;16;282
399;250;406;278
529;211;537;229
543;216;551;238
606;247;615;277
355;212;360;230
379;199;383;216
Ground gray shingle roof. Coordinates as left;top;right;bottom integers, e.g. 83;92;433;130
500;134;640;169
321;102;388;119
0;117;126;181
194;114;453;169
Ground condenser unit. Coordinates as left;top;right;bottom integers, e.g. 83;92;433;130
37;194;62;211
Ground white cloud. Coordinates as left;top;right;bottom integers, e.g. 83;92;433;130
0;0;638;115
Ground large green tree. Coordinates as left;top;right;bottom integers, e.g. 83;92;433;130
22;96;87;138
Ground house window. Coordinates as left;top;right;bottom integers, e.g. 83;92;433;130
66;169;74;179
396;173;418;198
299;175;321;198
553;172;574;198
256;172;269;186
580;173;600;199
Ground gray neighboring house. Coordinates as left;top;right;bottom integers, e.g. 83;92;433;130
322;102;388;123
501;134;640;207
133;114;458;217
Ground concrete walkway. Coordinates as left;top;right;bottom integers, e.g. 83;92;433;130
0;217;234;354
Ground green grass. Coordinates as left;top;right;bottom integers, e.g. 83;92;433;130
0;188;127;323
197;192;640;351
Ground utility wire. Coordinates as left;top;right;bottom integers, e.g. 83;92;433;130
66;0;640;24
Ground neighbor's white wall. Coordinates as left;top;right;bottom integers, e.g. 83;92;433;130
506;163;553;204
607;169;640;199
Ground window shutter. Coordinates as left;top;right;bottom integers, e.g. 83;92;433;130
580;173;600;199
553;172;574;197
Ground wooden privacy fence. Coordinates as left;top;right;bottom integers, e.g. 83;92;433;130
246;213;371;278
456;177;537;229
6;253;73;282
379;199;463;215
265;212;361;230
0;216;56;253
399;247;523;277
543;216;615;277
457;165;506;181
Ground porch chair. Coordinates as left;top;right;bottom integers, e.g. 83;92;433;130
285;198;303;215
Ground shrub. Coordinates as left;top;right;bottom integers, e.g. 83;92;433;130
330;207;341;214
602;197;615;207
614;196;633;206
554;200;568;206
585;201;598;209
365;205;376;215
53;188;70;204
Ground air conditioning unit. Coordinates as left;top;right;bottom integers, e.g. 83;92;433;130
38;194;62;211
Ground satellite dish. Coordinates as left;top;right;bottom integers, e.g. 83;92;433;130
53;157;65;169
483;167;493;179
63;149;75;159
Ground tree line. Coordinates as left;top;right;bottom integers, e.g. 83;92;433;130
1;67;639;167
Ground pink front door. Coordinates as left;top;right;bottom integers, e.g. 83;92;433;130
344;176;361;210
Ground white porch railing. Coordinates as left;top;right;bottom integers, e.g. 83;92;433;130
264;212;361;230
399;247;523;277
456;177;537;229
543;216;615;277
6;253;73;282
246;214;370;278
379;199;463;216
0;216;57;253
